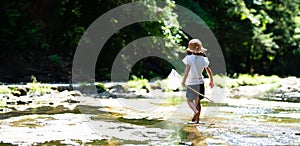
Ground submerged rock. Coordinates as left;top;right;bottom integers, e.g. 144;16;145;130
109;85;129;93
259;77;300;102
0;108;12;114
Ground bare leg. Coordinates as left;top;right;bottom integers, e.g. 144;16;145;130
192;84;205;123
187;98;199;118
192;98;201;122
194;98;201;123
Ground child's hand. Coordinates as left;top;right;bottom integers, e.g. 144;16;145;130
181;82;186;87
209;81;214;88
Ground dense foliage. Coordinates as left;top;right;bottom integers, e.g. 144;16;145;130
0;0;299;83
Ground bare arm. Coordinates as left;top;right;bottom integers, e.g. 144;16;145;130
205;66;214;88
181;65;191;87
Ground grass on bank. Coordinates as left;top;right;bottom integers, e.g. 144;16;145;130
0;74;282;95
0;75;55;95
27;75;53;94
213;74;281;88
132;74;280;90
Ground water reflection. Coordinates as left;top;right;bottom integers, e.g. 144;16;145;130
176;124;206;145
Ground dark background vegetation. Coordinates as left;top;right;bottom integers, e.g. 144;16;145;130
0;0;299;83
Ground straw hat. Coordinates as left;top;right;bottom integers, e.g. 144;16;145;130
186;39;207;54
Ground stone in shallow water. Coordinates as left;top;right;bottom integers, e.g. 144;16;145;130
205;138;227;145
67;90;82;96
117;117;162;126
0;107;12;114
0;114;104;145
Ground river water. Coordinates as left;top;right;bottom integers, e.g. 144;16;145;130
0;95;299;145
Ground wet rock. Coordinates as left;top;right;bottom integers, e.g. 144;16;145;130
16;100;27;105
96;84;106;93
6;101;16;105
259;77;300;102
241;85;269;98
149;79;165;90
29;92;42;97
17;88;28;96
50;86;58;91
11;90;21;97
228;84;278;99
142;86;150;93
150;84;162;90
96;92;117;98
178;141;192;145
273;89;282;94
109;85;129;93
55;90;72;98
97;88;106;93
15;96;33;105
229;88;241;98
2;95;16;105
64;98;80;103
281;92;300;102
280;77;300;92
0;108;12;113
57;85;73;92
69;90;82;97
2;94;10;99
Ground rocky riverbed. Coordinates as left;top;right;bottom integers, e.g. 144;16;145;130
0;77;299;145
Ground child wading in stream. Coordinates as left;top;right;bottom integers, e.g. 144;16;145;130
181;39;214;123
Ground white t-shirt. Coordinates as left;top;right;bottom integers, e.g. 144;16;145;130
182;55;209;85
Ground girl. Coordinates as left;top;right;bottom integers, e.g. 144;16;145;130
181;39;214;123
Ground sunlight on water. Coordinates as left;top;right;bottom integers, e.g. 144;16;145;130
0;96;299;145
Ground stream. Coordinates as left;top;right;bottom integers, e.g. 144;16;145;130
0;93;299;146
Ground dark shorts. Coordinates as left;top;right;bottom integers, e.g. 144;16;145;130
186;84;205;100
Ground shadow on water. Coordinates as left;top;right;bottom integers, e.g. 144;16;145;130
116;117;163;126
34;139;151;146
0;105;81;120
174;125;207;145
0;143;15;146
0;105;120;120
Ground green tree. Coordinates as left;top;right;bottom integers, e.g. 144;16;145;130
196;0;299;76
1;0;299;83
